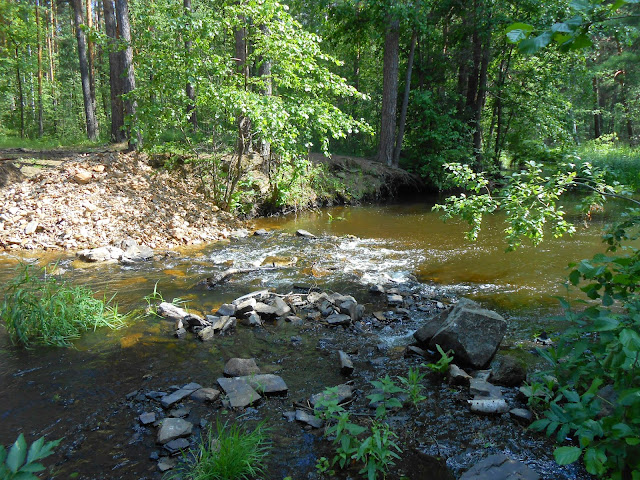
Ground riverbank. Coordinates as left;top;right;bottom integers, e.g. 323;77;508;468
0;148;421;252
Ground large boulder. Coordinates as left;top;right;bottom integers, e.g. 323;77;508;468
427;298;507;369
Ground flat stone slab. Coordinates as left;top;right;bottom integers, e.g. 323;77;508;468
325;313;351;326
156;418;193;444
310;384;353;407
459;453;540;480
190;387;220;402
240;374;288;395
139;412;156;425
164;437;190;454
339;350;354;375
217;377;262;408
161;383;202;408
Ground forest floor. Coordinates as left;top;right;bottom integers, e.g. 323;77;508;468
0;147;420;252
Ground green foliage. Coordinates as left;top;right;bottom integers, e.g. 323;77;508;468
423;344;454;374
397;367;427;407
576;140;640;191
171;420;270;480
0;434;61;480
314;384;402;480
0;264;128;347
367;375;405;418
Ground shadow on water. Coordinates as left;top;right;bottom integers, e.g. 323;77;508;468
0;199;612;479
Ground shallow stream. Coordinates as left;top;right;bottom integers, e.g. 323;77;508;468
0;200;614;479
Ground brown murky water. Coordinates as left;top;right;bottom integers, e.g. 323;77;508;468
0;199;613;479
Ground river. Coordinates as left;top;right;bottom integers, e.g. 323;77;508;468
0;200;609;479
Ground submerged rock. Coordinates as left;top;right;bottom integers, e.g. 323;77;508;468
217;377;262;408
295;410;323;429
223;358;260;377
240;374;288;395
459;453;540;480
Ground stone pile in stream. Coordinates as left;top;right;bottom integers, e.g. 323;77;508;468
156;288;369;341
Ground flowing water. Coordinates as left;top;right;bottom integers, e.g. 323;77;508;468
0;199;616;480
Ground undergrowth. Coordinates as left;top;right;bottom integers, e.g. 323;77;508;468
168;420;270;480
0;264;128;347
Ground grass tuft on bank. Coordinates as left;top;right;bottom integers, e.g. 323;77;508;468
0;264;128;348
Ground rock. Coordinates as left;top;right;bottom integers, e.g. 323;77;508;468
24;221;38;235
369;284;385;294
77;245;124;262
118;238;154;263
186;315;209;328
310;384;353;407
198;326;215;341
285;315;303;325
139;412;156;425
168;406;191;418
157;303;191;321
254;229;269;236
174;327;187;339
387;294;404;306
156;418;193;444
325;313;351;326
241;374;288;395
468;398;510;414
469;378;502;399
224;358;260;377
429;298;507;368
190;388;221;402
72;170;93;184
459;453;540;480
413;309;450;345
215;304;236;317
254;302;278;320
161;383;202;408
283;411;297;422
232;290;271;306
296;229;316;238
338;350;354;375
241;312;263;327
405;346;427;358
490;355;527;387
295;410;323;428
217;377;262;408
272;296;291;317
164;438;190;455
235;298;257;316
509;408;533;424
448;364;472;387
157;457;178;472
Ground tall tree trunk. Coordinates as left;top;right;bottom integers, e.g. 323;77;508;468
115;0;138;148
615;38;634;141
234;18;250;154
392;30;417;167
36;0;44;136
15;46;25;139
103;0;124;142
85;0;96;115
377;17;400;166
592;76;602;139
472;37;490;166
72;0;99;140
184;0;197;130
258;25;272;161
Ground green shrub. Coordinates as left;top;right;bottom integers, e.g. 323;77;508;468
176;420;270;480
0;264;128;347
0;434;61;480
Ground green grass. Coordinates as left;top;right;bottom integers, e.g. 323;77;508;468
0;133;105;150
575;140;640;192
0;264;128;348
174;420;270;480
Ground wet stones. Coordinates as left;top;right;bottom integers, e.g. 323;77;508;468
216;377;262;409
295;229;316;238
489;355;527;387
156;418;193;444
160;383;202;409
413;298;507;368
241;374;288;395
190;387;221;403
338;350;354;375
459;453;540;480
309;384;353;407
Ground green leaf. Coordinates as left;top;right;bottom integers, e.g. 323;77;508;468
592;317;619;331
506;23;534;43
530;418;550;431
570;0;592;10
6;434;28;473
554;446;582;465
551;22;572;33
519;32;553;54
25;437;44;464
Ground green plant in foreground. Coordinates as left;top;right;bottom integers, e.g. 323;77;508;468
0;434;61;480
172;420;270;480
314;384;402;480
367;376;405;418
398;367;427;407
0;264;129;347
423;344;454;374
